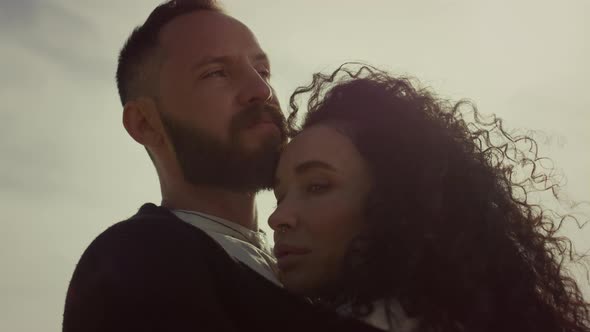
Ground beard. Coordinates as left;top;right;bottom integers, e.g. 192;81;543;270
159;102;288;193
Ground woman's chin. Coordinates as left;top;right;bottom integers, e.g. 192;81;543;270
279;270;329;298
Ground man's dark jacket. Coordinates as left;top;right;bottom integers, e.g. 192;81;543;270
63;203;381;331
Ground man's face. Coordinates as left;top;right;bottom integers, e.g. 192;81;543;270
155;10;287;192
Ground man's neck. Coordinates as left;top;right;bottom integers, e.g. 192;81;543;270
161;184;258;231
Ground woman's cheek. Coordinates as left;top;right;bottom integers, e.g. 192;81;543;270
304;196;342;233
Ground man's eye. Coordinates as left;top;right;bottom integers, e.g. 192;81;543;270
258;69;271;79
203;69;227;78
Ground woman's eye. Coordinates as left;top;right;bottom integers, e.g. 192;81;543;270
306;183;330;194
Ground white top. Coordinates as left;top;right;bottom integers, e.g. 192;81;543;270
172;209;281;286
365;300;419;332
340;299;419;332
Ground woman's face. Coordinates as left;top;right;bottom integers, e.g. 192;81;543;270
269;125;372;296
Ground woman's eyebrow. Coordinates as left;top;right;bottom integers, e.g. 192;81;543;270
273;160;336;188
294;160;336;175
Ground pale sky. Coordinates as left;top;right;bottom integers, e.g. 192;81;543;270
1;0;589;331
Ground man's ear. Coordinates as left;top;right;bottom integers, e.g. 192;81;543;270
122;97;165;149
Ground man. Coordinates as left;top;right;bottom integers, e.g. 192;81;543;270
63;1;381;331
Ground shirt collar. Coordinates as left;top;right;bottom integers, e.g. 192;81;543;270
172;209;271;253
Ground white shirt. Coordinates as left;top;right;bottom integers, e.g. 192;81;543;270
172;209;281;286
364;300;419;332
339;299;419;332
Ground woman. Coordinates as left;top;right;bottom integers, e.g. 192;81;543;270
269;64;589;332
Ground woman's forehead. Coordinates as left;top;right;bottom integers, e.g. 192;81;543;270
279;125;366;174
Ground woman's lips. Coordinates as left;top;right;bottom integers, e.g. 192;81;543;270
273;244;311;259
273;244;311;270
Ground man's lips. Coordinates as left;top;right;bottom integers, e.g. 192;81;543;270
247;118;279;130
245;120;281;136
273;244;311;259
247;114;278;128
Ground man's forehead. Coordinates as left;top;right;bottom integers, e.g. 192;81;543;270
159;10;259;54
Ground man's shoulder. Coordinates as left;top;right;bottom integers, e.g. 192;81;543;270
102;203;210;240
82;203;229;267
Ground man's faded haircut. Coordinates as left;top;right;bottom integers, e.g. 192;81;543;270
116;0;223;106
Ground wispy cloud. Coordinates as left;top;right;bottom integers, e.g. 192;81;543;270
0;0;112;83
0;0;116;199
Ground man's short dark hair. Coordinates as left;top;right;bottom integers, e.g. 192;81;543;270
116;0;223;106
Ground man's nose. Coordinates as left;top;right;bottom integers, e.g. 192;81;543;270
237;68;273;106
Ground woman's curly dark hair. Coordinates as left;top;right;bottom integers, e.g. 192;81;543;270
287;63;589;331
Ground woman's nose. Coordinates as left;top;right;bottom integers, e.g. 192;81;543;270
268;202;297;232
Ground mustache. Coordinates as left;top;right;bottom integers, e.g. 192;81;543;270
231;102;287;135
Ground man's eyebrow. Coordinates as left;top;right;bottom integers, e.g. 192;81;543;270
273;160;336;189
191;53;270;73
190;56;231;73
253;52;270;65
